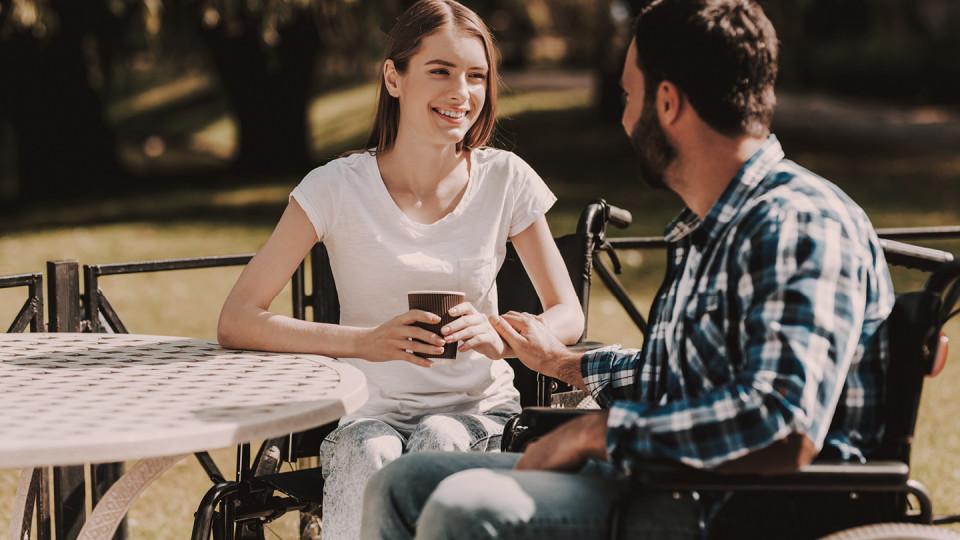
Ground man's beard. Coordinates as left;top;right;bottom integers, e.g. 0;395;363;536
629;94;676;190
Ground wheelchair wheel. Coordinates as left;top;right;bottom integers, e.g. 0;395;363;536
822;523;960;539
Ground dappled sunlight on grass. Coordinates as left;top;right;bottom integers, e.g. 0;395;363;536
208;184;292;208
0;222;298;340
498;88;592;119
190;114;237;160
0;184;293;232
109;73;215;124
308;84;378;158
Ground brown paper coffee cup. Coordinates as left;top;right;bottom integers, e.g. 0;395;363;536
407;290;465;359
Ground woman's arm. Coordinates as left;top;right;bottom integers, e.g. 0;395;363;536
509;216;586;345
217;199;442;366
217;199;364;355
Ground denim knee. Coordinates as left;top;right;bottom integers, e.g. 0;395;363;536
361;453;441;540
361;460;399;523
320;418;403;477
365;452;440;501
407;415;474;452
417;468;534;539
407;413;507;453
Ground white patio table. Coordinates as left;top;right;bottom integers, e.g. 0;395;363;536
0;333;367;540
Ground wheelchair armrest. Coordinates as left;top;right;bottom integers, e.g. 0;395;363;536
630;459;910;493
517;406;598;429
502;341;606;361
501;406;600;452
880;238;954;273
502;408;910;495
567;340;608;354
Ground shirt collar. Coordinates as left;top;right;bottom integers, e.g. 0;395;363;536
663;134;785;246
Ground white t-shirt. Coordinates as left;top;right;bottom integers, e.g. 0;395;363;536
290;147;556;430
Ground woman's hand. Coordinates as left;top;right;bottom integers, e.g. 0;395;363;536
359;310;446;367
442;302;508;360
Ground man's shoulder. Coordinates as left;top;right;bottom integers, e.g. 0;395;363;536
738;159;873;237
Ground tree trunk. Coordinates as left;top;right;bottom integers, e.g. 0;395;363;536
594;0;645;124
199;13;319;174
0;0;121;202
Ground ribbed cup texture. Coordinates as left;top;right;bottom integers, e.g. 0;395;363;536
408;291;465;359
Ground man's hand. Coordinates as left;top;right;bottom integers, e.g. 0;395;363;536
490;312;583;386
515;411;610;471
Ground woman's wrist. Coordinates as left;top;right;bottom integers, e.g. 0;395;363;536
538;304;585;345
344;326;371;358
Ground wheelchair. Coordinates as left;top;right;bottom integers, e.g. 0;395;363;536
501;242;960;539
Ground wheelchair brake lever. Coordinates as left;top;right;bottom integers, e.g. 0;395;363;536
600;241;623;274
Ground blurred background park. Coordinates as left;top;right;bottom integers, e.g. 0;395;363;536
1;0;960;537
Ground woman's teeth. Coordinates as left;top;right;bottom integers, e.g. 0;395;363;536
435;108;466;119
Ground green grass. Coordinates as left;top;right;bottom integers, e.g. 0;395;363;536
2;81;960;537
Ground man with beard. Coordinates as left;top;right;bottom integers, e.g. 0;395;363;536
361;1;895;538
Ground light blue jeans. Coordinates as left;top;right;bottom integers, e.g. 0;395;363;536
361;452;701;540
319;411;513;540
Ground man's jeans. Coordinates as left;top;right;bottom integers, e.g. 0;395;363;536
319;412;512;540
361;452;700;540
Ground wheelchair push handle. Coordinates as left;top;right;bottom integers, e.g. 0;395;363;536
606;204;632;229
576;199;633;238
880;238;954;273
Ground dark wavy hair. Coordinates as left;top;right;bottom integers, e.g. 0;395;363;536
632;0;779;137
366;0;499;154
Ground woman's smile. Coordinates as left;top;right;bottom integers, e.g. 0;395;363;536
432;107;469;124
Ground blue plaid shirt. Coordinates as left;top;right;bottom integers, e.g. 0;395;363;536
582;136;894;470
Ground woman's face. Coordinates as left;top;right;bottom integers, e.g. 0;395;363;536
386;26;489;147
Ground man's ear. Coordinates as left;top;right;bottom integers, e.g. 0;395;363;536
657;81;683;126
384;59;402;98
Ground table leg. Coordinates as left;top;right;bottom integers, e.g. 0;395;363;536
7;468;40;540
76;455;187;540
91;462;126;539
54;466;86;539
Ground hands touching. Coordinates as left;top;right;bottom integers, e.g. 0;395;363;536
489;311;580;381
362;306;606;471
441;302;508;360
490;310;608;472
362;303;582;372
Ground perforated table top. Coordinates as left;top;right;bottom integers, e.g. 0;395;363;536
0;333;367;468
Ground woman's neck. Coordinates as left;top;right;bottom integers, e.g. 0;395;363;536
376;130;472;222
379;132;464;195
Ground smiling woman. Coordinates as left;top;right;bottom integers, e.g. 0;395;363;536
373;25;491;218
214;2;585;538
366;0;498;155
